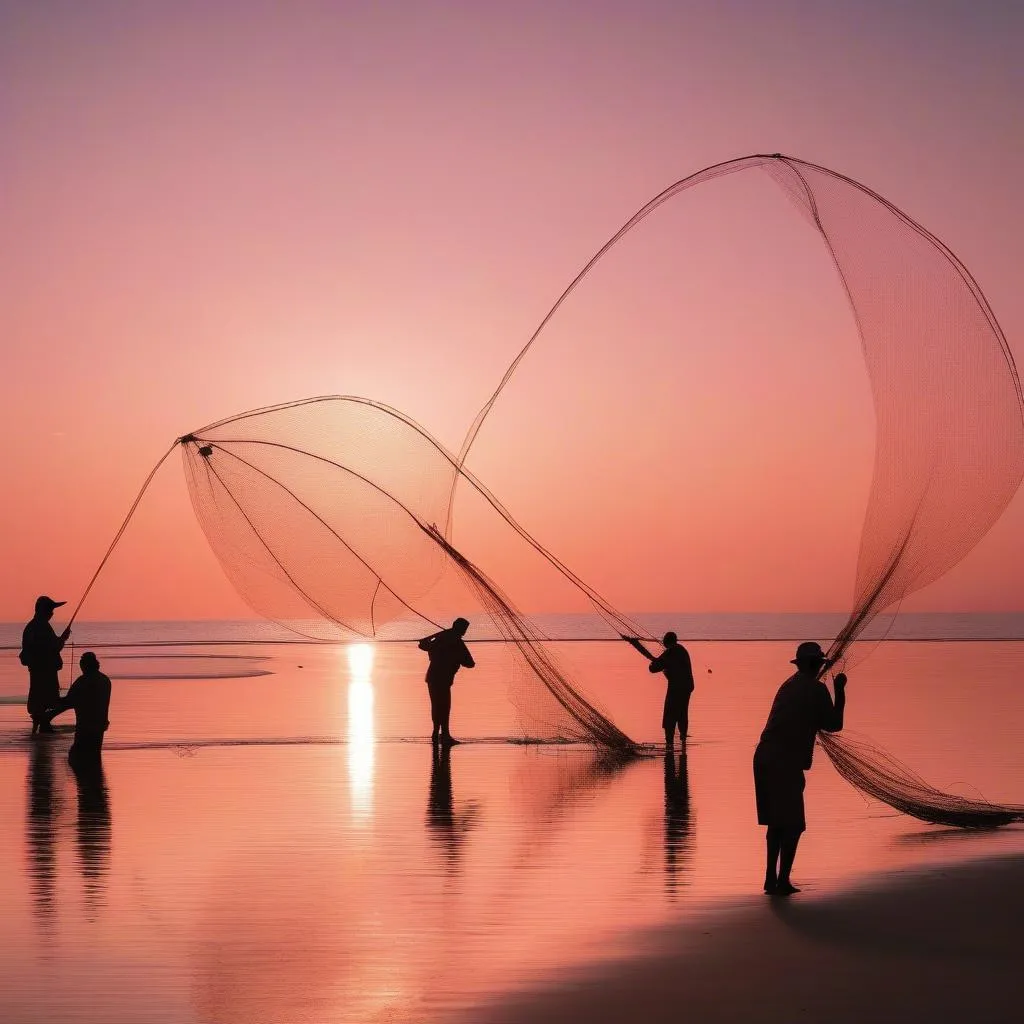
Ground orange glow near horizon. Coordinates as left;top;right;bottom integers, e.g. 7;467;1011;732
2;3;1022;624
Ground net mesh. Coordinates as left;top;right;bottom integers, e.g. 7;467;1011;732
179;397;641;751
457;154;1023;656
72;154;1024;817
778;160;1024;661
818;730;1024;828
452;154;1024;822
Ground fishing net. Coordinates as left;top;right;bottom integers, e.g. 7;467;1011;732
69;154;1024;816
175;397;639;750
817;730;1024;828
452;154;1024;824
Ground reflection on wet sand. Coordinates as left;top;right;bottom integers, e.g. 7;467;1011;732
26;739;112;928
72;759;111;916
26;738;60;928
2;637;1024;1023
663;750;694;898
191;849;367;1024
426;745;480;872
184;747;646;1024
509;749;635;869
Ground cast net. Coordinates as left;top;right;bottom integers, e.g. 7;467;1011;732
452;154;1024;825
816;730;1024;828
69;155;1024;817
175;397;641;751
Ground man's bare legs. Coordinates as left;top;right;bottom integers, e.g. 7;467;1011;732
664;713;687;752
764;827;801;895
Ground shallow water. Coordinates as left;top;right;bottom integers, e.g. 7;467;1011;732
1;636;1023;1023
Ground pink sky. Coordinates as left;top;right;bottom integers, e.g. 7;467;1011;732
1;1;1022;622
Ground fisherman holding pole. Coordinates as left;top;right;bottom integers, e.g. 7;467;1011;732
20;596;71;735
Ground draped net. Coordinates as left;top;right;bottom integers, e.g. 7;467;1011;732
74;154;1024;821
178;397;640;750
451;153;1024;824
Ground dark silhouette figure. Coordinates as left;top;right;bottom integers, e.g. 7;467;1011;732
20;595;71;734
663;749;694;898
753;641;846;896
426;743;478;871
45;651;111;765
624;632;694;748
71;758;111;915
418;618;475;746
26;736;60;927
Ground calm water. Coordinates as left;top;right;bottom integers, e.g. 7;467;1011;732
2;624;1024;1023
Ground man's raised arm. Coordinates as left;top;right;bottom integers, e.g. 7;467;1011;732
622;635;655;661
821;673;847;733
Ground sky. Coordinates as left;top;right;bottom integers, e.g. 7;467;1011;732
1;0;1022;622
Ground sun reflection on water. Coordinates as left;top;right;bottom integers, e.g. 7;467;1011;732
346;643;375;824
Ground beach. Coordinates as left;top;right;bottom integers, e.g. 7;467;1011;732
470;853;1024;1024
6;2;1023;1019
1;631;1023;1023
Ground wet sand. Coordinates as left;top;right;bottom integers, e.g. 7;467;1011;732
470;853;1024;1023
3;638;1024;1022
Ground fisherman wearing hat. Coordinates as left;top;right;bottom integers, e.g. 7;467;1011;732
753;641;847;896
20;596;72;735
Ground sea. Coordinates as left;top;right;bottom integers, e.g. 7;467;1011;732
2;613;1023;1023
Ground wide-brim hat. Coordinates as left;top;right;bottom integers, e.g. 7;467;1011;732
790;640;827;665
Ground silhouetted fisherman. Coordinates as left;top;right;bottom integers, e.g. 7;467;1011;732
624;632;694;748
418;617;475;746
753;641;846;896
44;651;111;765
20;595;71;734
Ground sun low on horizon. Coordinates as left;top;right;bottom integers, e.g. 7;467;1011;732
3;6;1024;1024
1;1;1021;625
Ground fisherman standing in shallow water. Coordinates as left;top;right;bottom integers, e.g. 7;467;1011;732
624;632;694;749
20;596;71;735
754;641;846;896
418;617;475;746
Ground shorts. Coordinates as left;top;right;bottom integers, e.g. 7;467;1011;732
662;692;691;733
753;746;806;832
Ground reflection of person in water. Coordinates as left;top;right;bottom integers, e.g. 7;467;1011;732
45;651;111;765
426;744;477;870
418;618;475;746
25;722;113;926
663;749;693;898
26;737;60;925
72;759;111;914
624;632;694;748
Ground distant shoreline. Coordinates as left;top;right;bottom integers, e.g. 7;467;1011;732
6;634;1024;649
4;611;1024;647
